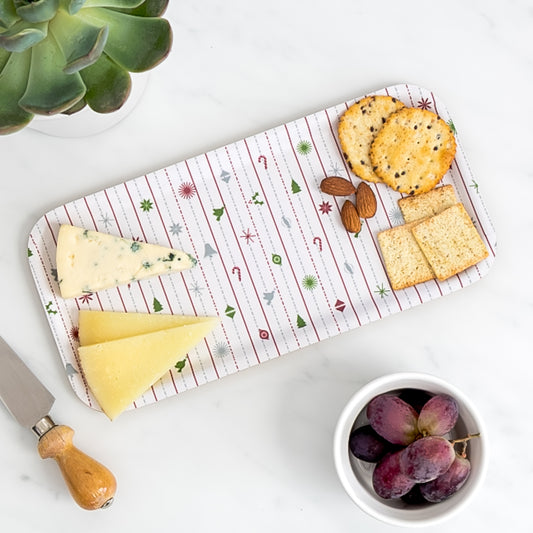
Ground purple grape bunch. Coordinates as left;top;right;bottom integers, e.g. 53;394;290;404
348;389;479;505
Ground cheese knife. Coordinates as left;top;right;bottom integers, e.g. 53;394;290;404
0;336;116;510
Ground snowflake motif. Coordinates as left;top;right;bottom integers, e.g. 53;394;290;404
78;293;93;304
178;182;196;199
99;214;114;229
169;222;183;236
329;163;344;176
140;199;153;212
389;207;405;226
302;274;318;291
319;201;332;215
189;281;204;297
240;228;256;244
296;140;312;155
213;342;230;358
418;98;432;110
374;283;390;298
70;326;79;342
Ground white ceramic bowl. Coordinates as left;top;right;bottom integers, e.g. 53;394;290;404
333;372;488;528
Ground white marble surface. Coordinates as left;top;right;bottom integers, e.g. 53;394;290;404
1;1;532;531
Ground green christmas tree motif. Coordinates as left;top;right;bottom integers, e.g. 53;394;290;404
27;248;32;257
175;358;187;372
140;199;153;212
296;314;307;328
447;119;456;134
153;297;163;312
213;206;225;221
291;179;301;194
296;140;312;155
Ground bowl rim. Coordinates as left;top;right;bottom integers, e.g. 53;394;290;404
333;372;488;528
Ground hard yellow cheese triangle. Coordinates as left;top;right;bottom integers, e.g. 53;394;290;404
78;318;219;420
78;310;216;346
56;224;196;299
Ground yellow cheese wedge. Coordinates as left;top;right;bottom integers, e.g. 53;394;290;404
56;224;196;299
78;310;216;346
78;318;220;420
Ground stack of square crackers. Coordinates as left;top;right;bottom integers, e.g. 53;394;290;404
377;185;489;290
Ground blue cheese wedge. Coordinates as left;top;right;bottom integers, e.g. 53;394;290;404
56;224;196;298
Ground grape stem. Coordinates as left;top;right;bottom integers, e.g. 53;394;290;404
450;433;480;457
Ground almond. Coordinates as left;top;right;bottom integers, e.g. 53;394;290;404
356;182;377;218
341;200;361;233
320;176;356;196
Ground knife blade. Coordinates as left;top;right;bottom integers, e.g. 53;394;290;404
0;336;116;510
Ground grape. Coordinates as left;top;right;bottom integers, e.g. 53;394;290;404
401;484;427;505
420;455;471;502
398;388;432;413
399;436;455;483
349;425;391;463
372;451;415;499
418;394;459;436
366;394;419;445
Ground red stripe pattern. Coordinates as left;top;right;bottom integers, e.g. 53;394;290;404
27;84;497;414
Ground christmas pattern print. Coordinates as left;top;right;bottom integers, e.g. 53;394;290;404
27;84;496;414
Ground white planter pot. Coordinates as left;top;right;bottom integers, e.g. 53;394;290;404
28;73;149;138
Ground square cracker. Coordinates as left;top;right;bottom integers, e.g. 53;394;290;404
411;203;489;281
398;184;458;223
377;222;435;290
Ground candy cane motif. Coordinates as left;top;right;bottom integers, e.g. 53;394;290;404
232;266;242;281
258;155;267;169
313;236;323;252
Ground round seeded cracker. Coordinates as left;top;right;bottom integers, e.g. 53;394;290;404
370;107;457;195
338;95;405;183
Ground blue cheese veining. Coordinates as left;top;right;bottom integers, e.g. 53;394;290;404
56;225;196;298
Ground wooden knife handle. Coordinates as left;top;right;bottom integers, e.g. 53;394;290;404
37;425;117;510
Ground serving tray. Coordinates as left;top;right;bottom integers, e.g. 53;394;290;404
28;84;497;414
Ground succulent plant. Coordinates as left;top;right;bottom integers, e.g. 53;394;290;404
0;0;172;135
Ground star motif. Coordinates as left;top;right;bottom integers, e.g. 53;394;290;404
169;222;183;236
319;201;332;214
140;199;153;212
418;98;432;110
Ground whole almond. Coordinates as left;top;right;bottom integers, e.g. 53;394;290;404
320;176;356;196
356;182;377;218
341;200;361;233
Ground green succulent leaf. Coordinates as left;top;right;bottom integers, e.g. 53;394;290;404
15;0;60;24
79;7;171;72
62;94;87;114
0;19;48;52
83;0;143;8
79;51;131;113
0;48;34;134
50;9;108;73
0;46;9;69
113;0;168;16
18;32;86;114
0;0;19;29
59;0;87;15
